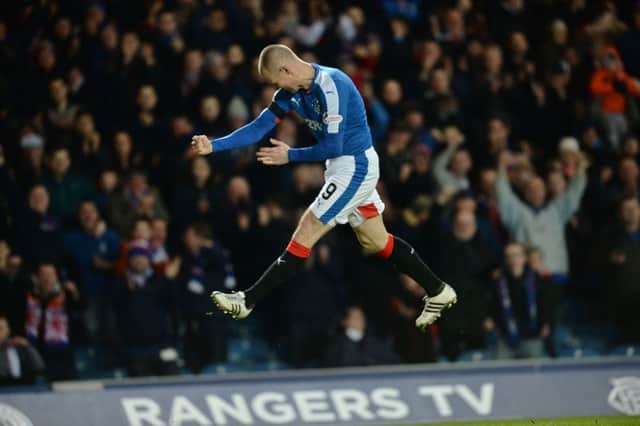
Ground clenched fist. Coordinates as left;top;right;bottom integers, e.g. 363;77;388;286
191;135;213;155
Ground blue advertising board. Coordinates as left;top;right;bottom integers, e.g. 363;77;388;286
1;358;639;425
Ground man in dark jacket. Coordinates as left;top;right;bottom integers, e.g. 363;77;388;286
608;195;640;343
436;210;495;360
287;242;343;368
323;306;401;367
44;147;95;224
115;246;177;377
14;185;64;269
64;201;120;344
0;315;45;385
178;223;235;372
488;242;556;359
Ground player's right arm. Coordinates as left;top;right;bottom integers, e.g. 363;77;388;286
191;89;292;155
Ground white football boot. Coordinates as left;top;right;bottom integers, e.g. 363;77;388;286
211;291;253;319
415;283;457;331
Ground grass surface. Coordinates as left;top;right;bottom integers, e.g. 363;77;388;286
395;416;639;426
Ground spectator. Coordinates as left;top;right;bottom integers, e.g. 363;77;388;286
487;242;555;359
476;167;507;243
196;8;233;53
115;246;176;377
70;112;107;180
215;176;259;288
15;133;47;190
44;146;95;223
107;131;143;177
170;157;220;240
616;157;640;199
178;223;234;372
63;201;120;343
149;217;170;273
115;218;152;278
14;185;64;269
379;126;412;191
496;150;587;285
590;46;640;148
424;69;462;126
181;50;206;111
607;196;640;343
95;169;120;216
394;143;436;207
196;95;223;137
323;306;401;368
44;78;80;145
108;170;168;236
25;263;80;381
0;315;45;386
0;241;29;335
436;210;495;360
131;85;163;165
433;126;471;194
390;276;436;363
287;243;343;368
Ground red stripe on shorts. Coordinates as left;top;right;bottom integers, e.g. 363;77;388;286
357;203;379;219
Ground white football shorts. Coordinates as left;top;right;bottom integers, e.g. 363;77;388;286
310;146;385;227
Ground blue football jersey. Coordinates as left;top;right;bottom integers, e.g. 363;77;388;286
211;64;373;162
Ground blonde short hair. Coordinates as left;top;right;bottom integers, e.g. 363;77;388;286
258;44;298;76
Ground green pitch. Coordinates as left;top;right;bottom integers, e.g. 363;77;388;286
394;416;639;426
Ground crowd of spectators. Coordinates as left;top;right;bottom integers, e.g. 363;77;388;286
1;0;640;383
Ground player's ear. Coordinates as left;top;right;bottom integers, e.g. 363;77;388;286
280;65;292;76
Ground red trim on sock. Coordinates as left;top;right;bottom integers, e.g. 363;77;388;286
377;234;394;259
357;203;379;219
286;240;311;258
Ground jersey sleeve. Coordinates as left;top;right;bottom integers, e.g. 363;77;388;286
211;89;293;152
288;75;348;162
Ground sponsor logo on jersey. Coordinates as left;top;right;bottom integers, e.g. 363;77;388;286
323;114;343;125
304;119;323;132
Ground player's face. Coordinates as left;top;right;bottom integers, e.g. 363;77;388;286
261;68;298;92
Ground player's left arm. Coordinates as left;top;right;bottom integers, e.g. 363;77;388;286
193;90;292;155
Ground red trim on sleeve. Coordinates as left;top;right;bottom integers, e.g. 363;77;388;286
377;233;394;259
274;117;282;124
357;203;379;219
286;240;311;258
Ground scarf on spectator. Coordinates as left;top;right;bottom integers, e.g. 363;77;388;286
497;270;537;348
25;291;69;347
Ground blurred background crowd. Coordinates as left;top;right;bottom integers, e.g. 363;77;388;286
1;0;640;385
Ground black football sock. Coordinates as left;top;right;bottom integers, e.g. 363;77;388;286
378;234;444;296
244;241;310;307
